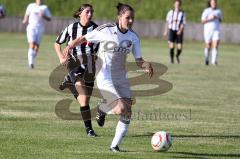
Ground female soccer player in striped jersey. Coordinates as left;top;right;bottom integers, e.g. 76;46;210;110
22;0;52;69
54;4;99;137
63;3;153;152
164;0;186;64
201;0;222;65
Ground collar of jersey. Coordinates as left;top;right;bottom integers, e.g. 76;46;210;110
79;21;92;29
116;22;128;34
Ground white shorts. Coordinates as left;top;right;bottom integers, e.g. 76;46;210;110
26;25;44;44
97;80;131;102
204;30;220;43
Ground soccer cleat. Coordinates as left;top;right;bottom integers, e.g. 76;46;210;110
176;56;180;64
96;107;106;127
205;60;209;66
87;129;97;137
109;146;121;152
59;75;72;90
29;64;34;69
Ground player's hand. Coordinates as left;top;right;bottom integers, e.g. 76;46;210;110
177;31;182;35
143;62;154;78
163;31;168;37
63;46;72;57
59;55;69;66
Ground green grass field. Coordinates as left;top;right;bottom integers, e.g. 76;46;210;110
0;32;240;159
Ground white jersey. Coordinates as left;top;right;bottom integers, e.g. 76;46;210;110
25;3;51;28
166;9;186;31
201;7;222;31
85;23;142;98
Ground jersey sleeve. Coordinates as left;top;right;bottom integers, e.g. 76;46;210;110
55;25;69;44
25;4;32;15
201;9;208;21
166;10;171;22
43;6;52;18
84;29;104;43
132;35;142;59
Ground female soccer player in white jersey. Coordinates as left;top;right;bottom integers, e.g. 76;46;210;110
63;3;153;152
22;0;52;69
54;4;99;137
201;0;222;65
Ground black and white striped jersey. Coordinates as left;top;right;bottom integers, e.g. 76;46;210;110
166;9;186;31
56;21;99;59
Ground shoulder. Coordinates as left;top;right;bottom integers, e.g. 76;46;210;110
27;3;35;8
95;23;116;31
129;29;140;41
90;21;98;28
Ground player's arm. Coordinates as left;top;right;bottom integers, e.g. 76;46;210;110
54;43;69;65
135;58;153;78
41;13;51;21
63;36;87;56
22;14;29;24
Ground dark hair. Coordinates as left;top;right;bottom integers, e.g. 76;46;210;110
116;2;134;16
175;0;182;5
207;0;217;8
73;4;93;19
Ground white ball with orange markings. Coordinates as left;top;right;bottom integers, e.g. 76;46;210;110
151;131;172;151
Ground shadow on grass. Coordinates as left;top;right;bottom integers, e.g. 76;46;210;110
170;152;240;158
130;133;240;139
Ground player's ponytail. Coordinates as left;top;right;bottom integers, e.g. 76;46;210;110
73;4;93;19
116;2;134;16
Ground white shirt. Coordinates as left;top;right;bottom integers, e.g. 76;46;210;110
166;10;186;31
85;23;142;84
202;7;222;31
25;3;51;28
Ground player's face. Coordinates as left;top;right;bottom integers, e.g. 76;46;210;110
119;10;135;30
174;1;181;10
36;0;43;5
80;7;94;23
210;0;217;9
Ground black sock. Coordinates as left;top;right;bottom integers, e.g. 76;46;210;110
170;48;174;63
176;49;182;63
80;105;92;132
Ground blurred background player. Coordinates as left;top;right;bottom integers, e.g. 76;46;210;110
22;0;51;69
0;4;6;19
54;4;99;137
164;0;186;64
201;0;222;66
63;2;153;152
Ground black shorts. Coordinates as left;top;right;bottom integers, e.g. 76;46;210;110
168;29;184;44
67;56;95;86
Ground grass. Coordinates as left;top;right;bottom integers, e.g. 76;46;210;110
0;32;240;159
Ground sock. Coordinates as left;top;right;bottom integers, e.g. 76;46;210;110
110;116;130;148
80;105;92;132
176;49;182;63
204;48;210;63
170;48;174;63
28;48;36;66
212;48;218;65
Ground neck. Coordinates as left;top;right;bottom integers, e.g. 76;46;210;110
80;20;90;27
118;22;128;33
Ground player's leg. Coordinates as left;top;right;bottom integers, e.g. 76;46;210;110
211;31;220;65
176;33;183;64
168;30;176;64
109;98;132;152
26;27;37;69
204;30;212;65
75;80;97;137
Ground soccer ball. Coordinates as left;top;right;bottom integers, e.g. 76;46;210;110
151;131;172;151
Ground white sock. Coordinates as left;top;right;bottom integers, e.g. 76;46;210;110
212;48;218;65
28;48;36;66
110;120;129;148
204;48;210;62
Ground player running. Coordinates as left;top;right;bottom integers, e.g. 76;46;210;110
22;0;52;69
63;2;153;152
201;0;223;65
54;4;99;137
